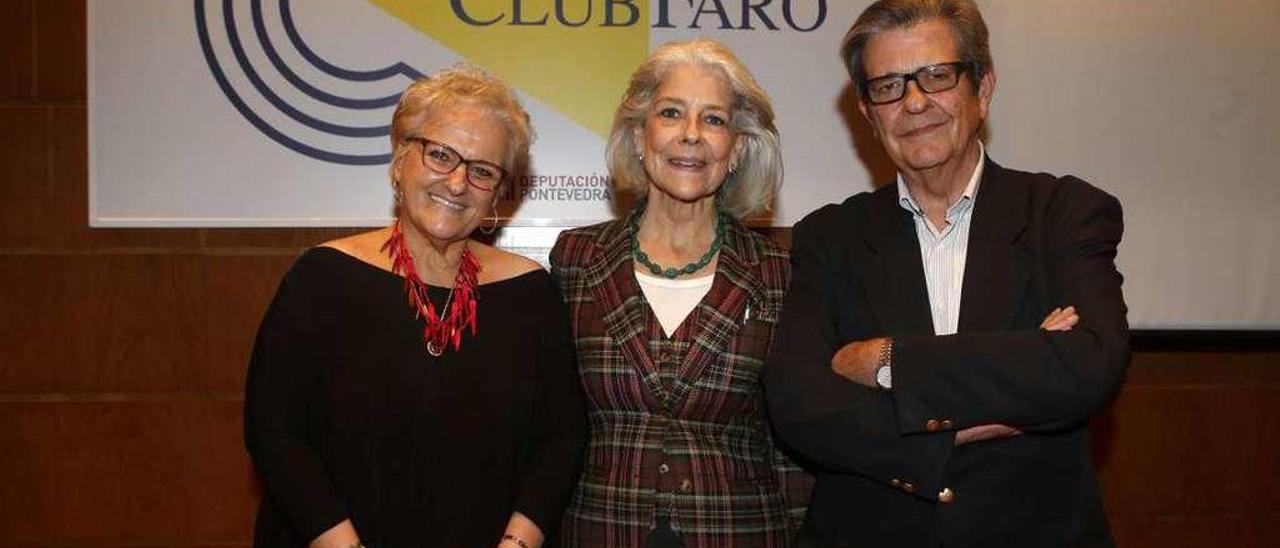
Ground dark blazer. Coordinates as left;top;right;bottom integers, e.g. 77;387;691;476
764;159;1129;548
552;212;813;548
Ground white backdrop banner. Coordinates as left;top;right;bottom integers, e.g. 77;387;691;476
89;0;850;227
88;1;1280;329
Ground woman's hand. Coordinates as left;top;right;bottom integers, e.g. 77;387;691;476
497;512;544;548
309;519;361;548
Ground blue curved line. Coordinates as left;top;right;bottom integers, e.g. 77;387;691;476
280;0;424;82
251;0;402;109
195;0;389;165
222;0;387;137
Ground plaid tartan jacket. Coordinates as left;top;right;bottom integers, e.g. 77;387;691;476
550;212;813;548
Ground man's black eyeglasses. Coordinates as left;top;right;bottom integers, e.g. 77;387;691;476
861;61;975;105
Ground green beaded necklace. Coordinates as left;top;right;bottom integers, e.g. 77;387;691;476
630;205;726;279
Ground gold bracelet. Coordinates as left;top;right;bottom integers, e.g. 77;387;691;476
501;534;530;548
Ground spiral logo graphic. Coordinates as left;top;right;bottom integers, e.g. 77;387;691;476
195;0;653;167
195;0;424;165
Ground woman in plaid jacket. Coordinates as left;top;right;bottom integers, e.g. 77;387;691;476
551;39;813;548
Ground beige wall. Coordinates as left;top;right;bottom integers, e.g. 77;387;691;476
1;2;1276;546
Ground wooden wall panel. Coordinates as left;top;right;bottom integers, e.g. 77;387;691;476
0;0;34;101
1097;386;1280;515
0;400;255;543
1126;350;1280;386
204;254;300;393
0;107;50;248
0;254;209;394
1110;513;1280;548
1095;352;1280;548
33;0;85;101
0;252;318;396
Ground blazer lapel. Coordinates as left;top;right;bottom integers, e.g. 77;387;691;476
585;215;670;406
957;159;1030;333
863;185;936;336
668;220;763;408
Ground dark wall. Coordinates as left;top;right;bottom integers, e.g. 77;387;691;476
1;2;1275;546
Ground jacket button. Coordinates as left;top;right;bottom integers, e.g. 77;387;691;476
889;478;902;488
901;481;916;494
940;419;954;430
658;463;670;474
939;487;955;503
680;479;692;492
925;419;941;432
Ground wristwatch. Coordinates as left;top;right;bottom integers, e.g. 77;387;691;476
876;365;892;389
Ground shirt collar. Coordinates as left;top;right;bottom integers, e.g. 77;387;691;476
897;141;985;219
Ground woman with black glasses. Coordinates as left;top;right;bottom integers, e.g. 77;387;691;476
244;64;585;548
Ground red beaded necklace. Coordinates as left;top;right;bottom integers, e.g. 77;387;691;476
381;221;480;357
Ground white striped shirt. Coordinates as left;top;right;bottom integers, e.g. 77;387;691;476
896;150;985;336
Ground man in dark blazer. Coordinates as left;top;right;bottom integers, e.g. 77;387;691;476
764;1;1129;547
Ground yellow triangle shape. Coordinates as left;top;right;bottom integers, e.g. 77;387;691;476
371;0;650;138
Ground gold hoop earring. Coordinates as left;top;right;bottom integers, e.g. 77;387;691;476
479;200;499;235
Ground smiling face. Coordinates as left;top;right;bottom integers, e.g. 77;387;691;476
393;102;508;248
857;19;994;178
637;63;742;208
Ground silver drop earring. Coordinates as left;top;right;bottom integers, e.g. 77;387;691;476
479;201;499;235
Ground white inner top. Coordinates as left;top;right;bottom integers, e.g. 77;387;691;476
635;270;715;337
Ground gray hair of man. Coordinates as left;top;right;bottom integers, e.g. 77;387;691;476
841;0;993;100
389;63;534;189
605;38;782;219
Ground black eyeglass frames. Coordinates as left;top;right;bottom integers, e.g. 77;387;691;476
861;61;976;105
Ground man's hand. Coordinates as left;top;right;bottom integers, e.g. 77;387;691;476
830;337;889;387
1040;306;1079;331
953;306;1080;445
954;423;1022;445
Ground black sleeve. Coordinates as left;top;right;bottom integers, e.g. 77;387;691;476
243;254;348;541
765;208;955;500
890;181;1130;433
548;232;573;296
512;274;587;534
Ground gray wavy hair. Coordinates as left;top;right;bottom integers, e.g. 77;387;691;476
605;39;781;219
